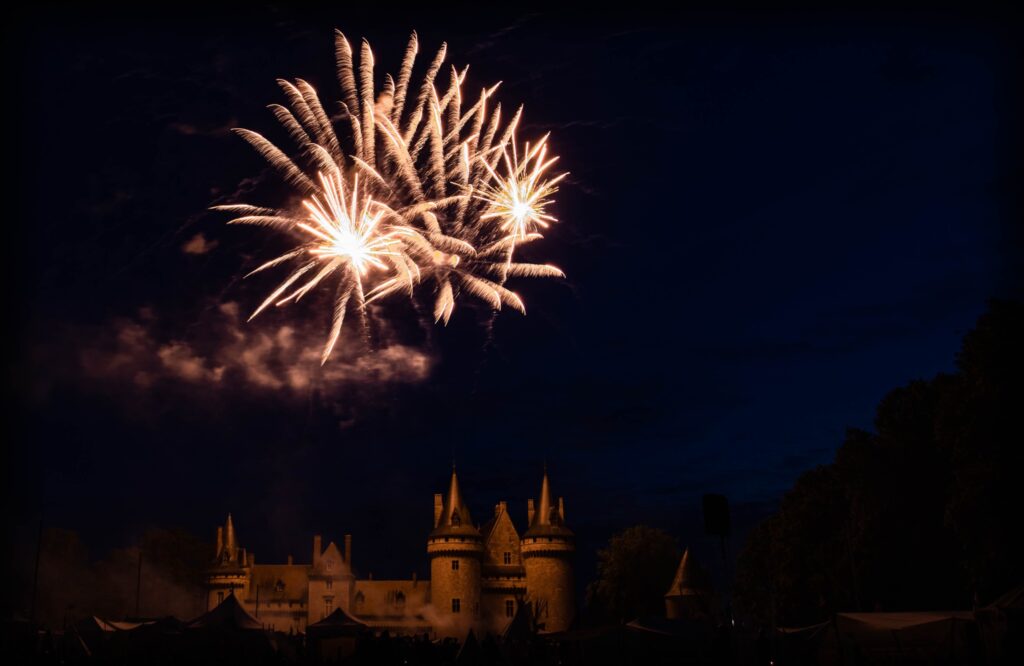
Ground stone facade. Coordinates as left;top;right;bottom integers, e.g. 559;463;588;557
204;468;574;637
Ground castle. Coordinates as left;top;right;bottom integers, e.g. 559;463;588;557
204;467;574;638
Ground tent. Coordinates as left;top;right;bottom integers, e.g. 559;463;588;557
306;606;368;638
306;606;369;661
778;611;985;664
183;594;276;664
187;594;264;631
835;612;980;663
977;583;1024;662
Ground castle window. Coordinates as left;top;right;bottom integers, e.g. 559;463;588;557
325;558;333;571
326;579;333;590
275;579;285;592
451;598;461;613
506;599;515;617
217;591;224;604
452;559;460;571
324;597;333;618
451;510;461;526
503;552;512;565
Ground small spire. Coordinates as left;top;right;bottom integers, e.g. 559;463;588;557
225;513;237;562
666;548;697;596
525;466;573;538
534;467;553;526
443;467;472;526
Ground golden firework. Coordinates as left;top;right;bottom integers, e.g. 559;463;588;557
476;133;567;241
215;30;567;361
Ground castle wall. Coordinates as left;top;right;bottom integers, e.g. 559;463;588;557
480;588;521;633
352;579;431;633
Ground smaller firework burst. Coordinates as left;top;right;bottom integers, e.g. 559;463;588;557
474;133;568;242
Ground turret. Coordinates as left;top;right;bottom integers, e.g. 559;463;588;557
522;468;575;633
427;466;483;639
204;514;250;610
664;548;711;620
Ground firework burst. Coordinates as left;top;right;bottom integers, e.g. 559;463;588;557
475;133;567;241
215;30;568;362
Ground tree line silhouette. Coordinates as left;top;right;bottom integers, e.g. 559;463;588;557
735;300;1024;626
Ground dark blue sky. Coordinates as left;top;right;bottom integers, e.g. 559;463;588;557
7;6;1022;587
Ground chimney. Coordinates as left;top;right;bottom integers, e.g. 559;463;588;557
248;552;255;567
241;547;248;567
312;535;322;565
495;500;507;517
287;554;294;565
433;493;444;527
558;497;566;523
216;526;224;558
527;499;535;525
344;534;352;566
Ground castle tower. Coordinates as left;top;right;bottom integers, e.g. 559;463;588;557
204;513;251;610
522;468;575;633
664;548;710;620
427;466;483;638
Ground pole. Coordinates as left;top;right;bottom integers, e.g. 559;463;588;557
30;512;44;624
134;544;143;619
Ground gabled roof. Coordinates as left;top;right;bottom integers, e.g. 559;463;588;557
482;502;519;543
313;540;348;575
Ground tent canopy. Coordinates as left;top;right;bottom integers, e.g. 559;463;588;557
306;607;368;638
188;594;263;631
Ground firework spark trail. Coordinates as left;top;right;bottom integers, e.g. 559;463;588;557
216;30;568;362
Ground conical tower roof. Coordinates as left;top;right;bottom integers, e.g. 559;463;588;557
224;513;237;557
525;467;573;538
665;548;700;597
430;466;481;538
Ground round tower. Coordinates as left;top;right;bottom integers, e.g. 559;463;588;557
427;467;483;639
204;513;251;610
522;468;575;633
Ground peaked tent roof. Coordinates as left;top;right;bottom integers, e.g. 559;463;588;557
986;583;1024;610
307;607;368;637
837;611;975;632
457;628;482;664
188;594;263;631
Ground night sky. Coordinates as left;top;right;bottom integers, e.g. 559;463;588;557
7;5;1022;589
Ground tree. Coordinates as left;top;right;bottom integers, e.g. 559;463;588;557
586;525;680;623
734;300;1024;626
